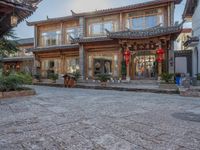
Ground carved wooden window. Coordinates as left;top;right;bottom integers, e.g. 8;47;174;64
66;27;79;43
41;30;61;47
66;58;79;73
128;9;163;30
88;21;117;36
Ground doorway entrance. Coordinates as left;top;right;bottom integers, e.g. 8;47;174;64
94;59;112;76
133;52;156;79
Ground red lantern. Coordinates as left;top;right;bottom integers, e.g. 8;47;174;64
156;48;165;63
124;48;131;65
156;48;164;55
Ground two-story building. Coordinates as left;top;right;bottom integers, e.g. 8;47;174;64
174;28;192;50
2;38;34;73
28;0;183;80
183;0;200;77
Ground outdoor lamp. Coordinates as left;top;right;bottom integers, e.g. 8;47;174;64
11;15;18;27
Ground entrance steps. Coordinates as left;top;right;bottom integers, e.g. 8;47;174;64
78;79;158;85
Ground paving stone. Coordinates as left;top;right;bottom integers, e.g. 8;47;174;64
0;85;200;150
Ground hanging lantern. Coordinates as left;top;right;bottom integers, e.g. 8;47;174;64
11;15;18;27
124;48;131;65
156;48;165;63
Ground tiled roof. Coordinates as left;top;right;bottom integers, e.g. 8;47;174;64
1;56;33;62
27;16;78;26
72;0;182;17
106;23;183;40
71;36;112;44
0;0;41;36
27;0;182;26
16;38;34;45
184;36;199;47
183;0;197;19
29;44;79;52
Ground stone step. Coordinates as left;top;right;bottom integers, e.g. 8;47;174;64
78;79;158;85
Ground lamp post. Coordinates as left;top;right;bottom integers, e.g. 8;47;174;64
156;48;165;76
124;48;131;81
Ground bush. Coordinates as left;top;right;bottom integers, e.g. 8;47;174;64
97;74;111;82
72;71;81;81
197;73;200;80
47;73;58;81
0;72;32;92
161;73;174;83
15;72;32;84
34;73;41;80
0;74;22;92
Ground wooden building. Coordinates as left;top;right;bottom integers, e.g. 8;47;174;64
28;0;183;80
2;38;34;73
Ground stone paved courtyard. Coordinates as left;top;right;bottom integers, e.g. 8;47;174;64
0;86;200;150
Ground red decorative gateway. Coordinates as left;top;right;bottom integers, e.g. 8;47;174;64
156;48;165;63
124;48;131;65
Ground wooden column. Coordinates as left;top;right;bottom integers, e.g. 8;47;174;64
158;42;162;76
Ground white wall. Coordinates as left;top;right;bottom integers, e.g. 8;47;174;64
192;0;200;76
175;57;187;74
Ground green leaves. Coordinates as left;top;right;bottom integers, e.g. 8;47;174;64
0;30;19;57
0;72;32;92
161;73;174;83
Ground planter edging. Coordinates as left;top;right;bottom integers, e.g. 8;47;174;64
0;89;36;99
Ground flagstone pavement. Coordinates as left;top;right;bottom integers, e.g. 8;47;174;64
0;85;200;150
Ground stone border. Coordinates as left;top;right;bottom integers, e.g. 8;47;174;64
0;89;36;99
33;83;179;95
179;88;200;97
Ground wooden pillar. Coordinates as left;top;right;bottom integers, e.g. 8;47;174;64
158;41;163;76
60;54;65;74
119;13;123;31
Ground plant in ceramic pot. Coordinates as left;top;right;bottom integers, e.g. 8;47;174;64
161;73;174;83
48;73;58;83
73;71;81;82
97;74;111;86
160;73;177;89
197;73;200;86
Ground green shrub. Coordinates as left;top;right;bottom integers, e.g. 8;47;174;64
47;73;58;81
0;74;23;92
15;72;32;84
72;71;81;81
197;73;200;80
34;73;41;80
0;72;32;92
161;73;174;83
97;74;111;82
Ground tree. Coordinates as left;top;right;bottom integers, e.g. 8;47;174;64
0;30;19;57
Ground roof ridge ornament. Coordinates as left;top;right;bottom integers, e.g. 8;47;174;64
71;10;77;16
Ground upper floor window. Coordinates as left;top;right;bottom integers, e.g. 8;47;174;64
66;27;79;43
41;30;61;47
128;9;164;30
89;21;117;36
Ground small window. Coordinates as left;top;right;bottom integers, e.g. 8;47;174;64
66;27;79;43
89;23;102;35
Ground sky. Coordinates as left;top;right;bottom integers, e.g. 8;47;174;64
14;0;189;39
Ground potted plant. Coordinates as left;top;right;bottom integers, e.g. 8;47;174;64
33;73;41;82
97;74;111;86
48;73;58;83
73;71;81;82
197;73;200;86
159;73;177;89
